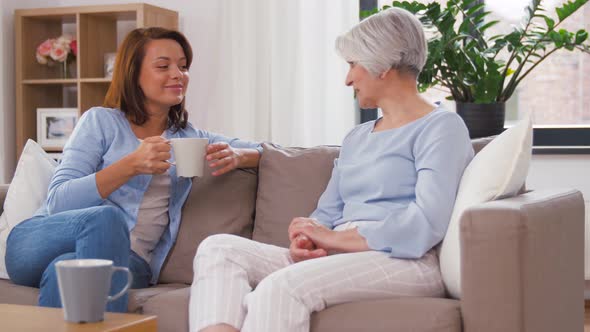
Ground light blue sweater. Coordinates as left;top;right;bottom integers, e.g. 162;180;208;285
34;107;261;284
310;107;474;259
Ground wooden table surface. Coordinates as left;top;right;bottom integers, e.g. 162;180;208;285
0;303;157;332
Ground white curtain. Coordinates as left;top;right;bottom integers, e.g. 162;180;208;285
0;1;16;183
188;0;359;147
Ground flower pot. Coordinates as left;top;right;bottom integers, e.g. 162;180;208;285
62;61;69;78
456;102;505;139
61;61;77;79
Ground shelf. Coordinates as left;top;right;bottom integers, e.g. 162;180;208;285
19;15;77;81
22;79;78;85
79;13;118;78
15;4;178;159
80;78;111;83
20;78;115;85
80;82;109;112
43;147;63;152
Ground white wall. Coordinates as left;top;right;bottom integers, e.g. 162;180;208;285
0;0;43;184
528;155;590;200
1;1;14;184
527;155;590;278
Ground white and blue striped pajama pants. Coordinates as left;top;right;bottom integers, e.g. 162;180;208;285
189;227;444;332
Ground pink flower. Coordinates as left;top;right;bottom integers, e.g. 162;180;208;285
50;43;68;62
36;39;54;56
70;40;77;56
36;35;76;66
56;35;72;51
36;52;48;65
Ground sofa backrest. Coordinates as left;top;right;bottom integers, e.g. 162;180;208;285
252;143;340;247
470;136;495;155
160;138;493;284
158;168;258;284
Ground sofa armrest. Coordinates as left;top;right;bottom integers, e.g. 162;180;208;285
460;189;585;332
0;184;8;215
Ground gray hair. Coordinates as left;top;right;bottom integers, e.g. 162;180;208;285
335;7;427;77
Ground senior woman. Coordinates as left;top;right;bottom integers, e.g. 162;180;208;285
189;7;474;332
5;27;261;312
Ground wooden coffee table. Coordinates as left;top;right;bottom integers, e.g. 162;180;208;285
0;304;157;332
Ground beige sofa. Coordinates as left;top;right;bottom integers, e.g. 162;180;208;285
0;139;585;332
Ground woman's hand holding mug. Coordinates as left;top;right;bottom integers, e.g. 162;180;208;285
130;136;171;175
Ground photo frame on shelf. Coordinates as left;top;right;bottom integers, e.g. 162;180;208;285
104;52;116;78
36;108;79;150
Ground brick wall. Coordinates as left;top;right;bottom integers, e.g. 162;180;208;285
418;1;590;126
517;2;590;125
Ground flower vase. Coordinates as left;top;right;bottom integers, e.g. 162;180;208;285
62;61;68;79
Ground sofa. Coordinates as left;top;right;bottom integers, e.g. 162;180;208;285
0;138;585;332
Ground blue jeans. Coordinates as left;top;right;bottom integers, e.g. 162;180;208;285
5;206;152;312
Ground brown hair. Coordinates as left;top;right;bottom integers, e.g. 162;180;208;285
103;27;193;131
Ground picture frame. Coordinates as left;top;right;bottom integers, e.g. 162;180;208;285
36;108;79;150
104;52;116;78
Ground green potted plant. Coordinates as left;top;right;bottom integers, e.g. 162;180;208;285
362;0;590;138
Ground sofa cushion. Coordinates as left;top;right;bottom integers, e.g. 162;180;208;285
127;283;186;313
311;297;461;332
0;140;57;279
0;279;38;305
252;138;494;249
470;135;496;155
252;143;340;247
440;116;533;299
158;169;258;284
143;287;190;332
142;287;460;332
0;279;185;313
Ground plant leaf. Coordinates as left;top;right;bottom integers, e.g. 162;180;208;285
544;16;555;30
556;0;588;22
549;30;564;47
480;20;500;33
575;29;589;44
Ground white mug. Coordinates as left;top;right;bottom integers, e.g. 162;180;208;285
55;259;132;323
170;138;209;177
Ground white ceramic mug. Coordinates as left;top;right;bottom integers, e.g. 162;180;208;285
55;259;132;323
170;138;209;177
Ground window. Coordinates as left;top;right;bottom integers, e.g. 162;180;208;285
367;0;590;153
487;0;590;153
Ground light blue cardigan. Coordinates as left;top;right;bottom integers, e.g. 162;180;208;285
34;107;261;284
310;107;474;259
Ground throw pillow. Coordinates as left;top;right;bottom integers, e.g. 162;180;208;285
0;139;58;279
158;168;258;284
252;143;340;248
439;115;533;299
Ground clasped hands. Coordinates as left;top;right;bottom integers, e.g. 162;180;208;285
288;217;336;263
131;137;242;176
